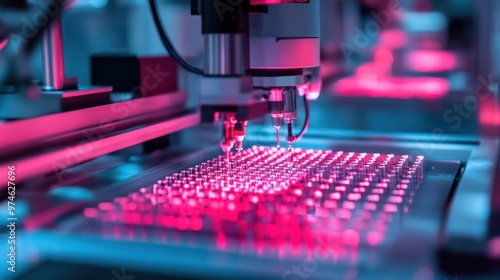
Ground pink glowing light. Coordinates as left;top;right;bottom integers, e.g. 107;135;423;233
487;237;500;258
377;29;408;50
161;215;174;228
388;196;403;204
98;202;115;211
143;214;153;225
376;183;388;188
305;198;315;207
479;100;500;126
374;49;393;69
0;38;8;50
324;200;337;209
366;231;383;246
384;204;398;213
397;184;409;189
333;76;449;99
372;188;384;194
314;190;323;198
335;186;346;192
124;212;141;225
216;233;227;249
363;202;377;211
175;217;188;230
83;208;98;218
306;90;321;100
359;182;370;187
315;207;328;217
347;193;361;201
406;50;457;72
250;0;285;5
342;229;360;247
342;201;355;210
337;209;352;220
393;190;405;196
83;147;425;255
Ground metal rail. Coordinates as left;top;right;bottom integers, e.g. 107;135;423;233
0;111;200;185
0;91;188;158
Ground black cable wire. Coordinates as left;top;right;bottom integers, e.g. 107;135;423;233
294;95;310;142
148;0;203;75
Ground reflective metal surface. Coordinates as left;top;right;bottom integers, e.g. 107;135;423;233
42;15;76;91
0;91;188;158
0;111;199;184
203;33;248;76
4;134;476;280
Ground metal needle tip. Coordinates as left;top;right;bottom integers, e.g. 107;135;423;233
275;126;280;148
288;143;295;164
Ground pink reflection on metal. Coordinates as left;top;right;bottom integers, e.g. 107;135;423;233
366;231;383;246
250;0;296;5
406;50;457;72
333;76;449;99
83;208;98;218
85;147;425;257
377;29;408;50
374;49;393;68
487;236;500;258
0;38;8;50
342;229;360;247
479;100;500;127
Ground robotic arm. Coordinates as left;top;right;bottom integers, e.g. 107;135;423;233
150;0;321;156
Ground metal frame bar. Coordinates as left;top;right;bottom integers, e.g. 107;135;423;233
0;111;200;185
442;138;499;254
0;91;188;158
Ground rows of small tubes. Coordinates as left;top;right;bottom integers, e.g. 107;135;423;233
85;146;424;248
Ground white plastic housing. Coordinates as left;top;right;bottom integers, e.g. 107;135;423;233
249;0;320;70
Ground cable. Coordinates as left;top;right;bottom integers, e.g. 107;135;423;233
294;95;310;142
148;0;203;75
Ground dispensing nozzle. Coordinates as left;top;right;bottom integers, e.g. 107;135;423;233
234;121;247;152
220;113;237;161
283;87;298;149
269;88;284;148
273;118;281;148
